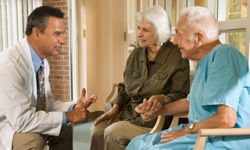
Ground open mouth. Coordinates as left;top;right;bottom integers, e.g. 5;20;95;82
55;45;62;50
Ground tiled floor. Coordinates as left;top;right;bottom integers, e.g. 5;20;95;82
73;111;103;150
73;121;92;150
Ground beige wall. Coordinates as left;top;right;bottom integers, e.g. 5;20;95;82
84;0;127;111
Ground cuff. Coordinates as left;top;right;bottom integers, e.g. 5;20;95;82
62;112;67;128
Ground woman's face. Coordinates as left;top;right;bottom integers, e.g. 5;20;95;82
137;21;156;48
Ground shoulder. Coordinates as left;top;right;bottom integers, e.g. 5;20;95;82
129;47;143;56
0;45;20;65
210;44;246;63
162;41;189;65
126;47;144;62
162;41;182;58
0;38;32;69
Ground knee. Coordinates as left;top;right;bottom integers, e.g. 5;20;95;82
13;133;46;150
104;124;120;142
104;123;130;146
28;134;46;149
90;124;104;139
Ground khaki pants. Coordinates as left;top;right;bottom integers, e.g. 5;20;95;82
12;125;73;150
90;120;151;150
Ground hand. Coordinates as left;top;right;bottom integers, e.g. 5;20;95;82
66;105;89;123
94;106;119;126
143;95;165;113
135;95;165;121
75;88;97;109
135;99;158;121
160;127;189;143
135;99;148;114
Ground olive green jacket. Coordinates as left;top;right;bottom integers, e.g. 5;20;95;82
111;40;190;128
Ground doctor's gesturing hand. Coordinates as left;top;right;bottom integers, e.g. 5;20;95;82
66;88;97;123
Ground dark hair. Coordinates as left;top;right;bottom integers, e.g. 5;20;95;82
25;6;64;36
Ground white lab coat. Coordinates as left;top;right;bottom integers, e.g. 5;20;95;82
0;38;74;150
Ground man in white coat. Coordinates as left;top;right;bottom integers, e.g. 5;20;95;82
0;6;96;150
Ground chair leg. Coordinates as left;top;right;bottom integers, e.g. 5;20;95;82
193;136;207;150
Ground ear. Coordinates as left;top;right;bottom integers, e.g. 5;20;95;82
31;27;40;38
194;32;205;46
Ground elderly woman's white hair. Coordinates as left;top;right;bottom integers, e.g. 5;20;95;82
180;6;219;39
136;6;171;44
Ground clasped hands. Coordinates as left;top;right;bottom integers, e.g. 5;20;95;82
136;95;190;143
135;95;165;122
66;88;97;123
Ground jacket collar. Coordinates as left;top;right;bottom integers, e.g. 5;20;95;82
138;40;174;64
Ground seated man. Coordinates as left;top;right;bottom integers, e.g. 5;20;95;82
127;6;250;150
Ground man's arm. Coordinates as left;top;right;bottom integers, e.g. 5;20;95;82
136;98;189;121
160;104;237;143
188;105;237;133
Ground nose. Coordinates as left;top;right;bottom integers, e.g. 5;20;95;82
137;29;143;37
58;34;65;45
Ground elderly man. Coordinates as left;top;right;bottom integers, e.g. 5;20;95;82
0;6;96;150
127;6;250;150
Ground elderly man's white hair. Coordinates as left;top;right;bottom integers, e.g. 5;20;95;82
180;6;219;39
136;6;171;44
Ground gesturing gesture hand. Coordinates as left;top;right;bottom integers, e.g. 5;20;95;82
74;88;97;109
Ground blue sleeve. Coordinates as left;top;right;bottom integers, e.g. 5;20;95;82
202;45;248;111
62;112;67;127
62;104;75;127
68;104;75;111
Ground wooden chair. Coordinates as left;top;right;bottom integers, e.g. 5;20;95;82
104;83;165;133
169;114;250;149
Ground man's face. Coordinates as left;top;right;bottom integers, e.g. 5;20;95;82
36;16;65;58
174;16;199;59
137;21;156;48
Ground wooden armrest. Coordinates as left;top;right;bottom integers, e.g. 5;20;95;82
105;83;118;102
149;115;165;133
193;128;250;150
199;128;250;136
169;114;188;128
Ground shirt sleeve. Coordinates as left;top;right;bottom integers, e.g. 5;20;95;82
201;45;248;111
62;112;67;127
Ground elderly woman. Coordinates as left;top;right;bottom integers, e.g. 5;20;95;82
127;6;250;150
90;6;190;150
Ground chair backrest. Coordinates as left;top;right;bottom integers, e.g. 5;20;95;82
104;83;118;111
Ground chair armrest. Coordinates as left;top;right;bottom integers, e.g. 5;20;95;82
199;128;250;136
105;84;118;102
149;115;165;133
193;128;250;150
104;84;118;112
169;114;188;128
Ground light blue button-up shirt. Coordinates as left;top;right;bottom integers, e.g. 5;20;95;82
29;46;68;127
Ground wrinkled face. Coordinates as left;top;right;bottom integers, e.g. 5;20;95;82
137;21;157;48
174;16;199;59
36;16;65;58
